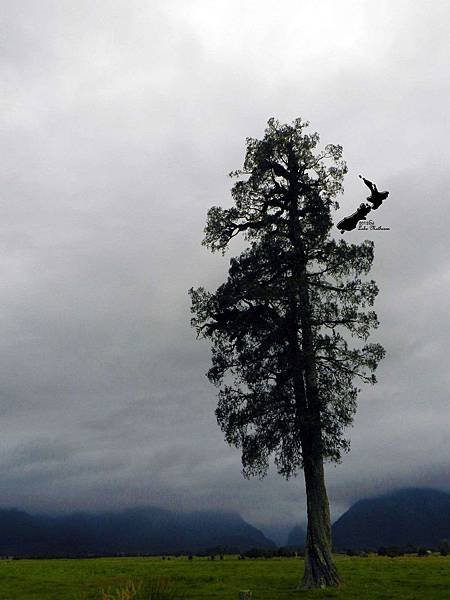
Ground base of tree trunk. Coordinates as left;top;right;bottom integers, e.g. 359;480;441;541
298;543;340;589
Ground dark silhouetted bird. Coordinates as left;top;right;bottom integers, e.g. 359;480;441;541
359;175;389;210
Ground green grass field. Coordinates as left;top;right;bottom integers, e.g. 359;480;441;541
0;554;449;600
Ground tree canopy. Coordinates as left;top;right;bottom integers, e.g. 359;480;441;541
190;117;384;479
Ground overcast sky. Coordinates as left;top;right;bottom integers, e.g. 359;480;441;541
1;0;449;537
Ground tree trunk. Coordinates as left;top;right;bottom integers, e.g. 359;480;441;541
299;446;340;589
285;180;340;589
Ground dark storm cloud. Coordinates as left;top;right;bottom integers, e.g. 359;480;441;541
0;0;449;529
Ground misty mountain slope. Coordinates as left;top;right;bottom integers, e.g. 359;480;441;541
0;507;274;556
332;488;450;549
287;524;306;547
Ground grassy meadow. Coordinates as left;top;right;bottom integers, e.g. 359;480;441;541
0;554;449;600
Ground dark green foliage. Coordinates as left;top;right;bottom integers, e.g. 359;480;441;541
438;539;449;556
386;547;404;558
190;117;384;479
244;547;271;559
346;549;368;557
276;547;298;558
240;546;298;559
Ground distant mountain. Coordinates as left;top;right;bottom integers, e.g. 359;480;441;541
0;506;275;557
332;488;450;550
287;524;306;547
261;523;298;547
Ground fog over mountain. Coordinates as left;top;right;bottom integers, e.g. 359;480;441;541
0;1;449;531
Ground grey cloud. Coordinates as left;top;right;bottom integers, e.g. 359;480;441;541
3;438;74;468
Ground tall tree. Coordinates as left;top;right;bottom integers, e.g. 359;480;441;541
189;118;385;588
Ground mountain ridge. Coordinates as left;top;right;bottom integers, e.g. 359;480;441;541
331;487;450;549
0;505;275;557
